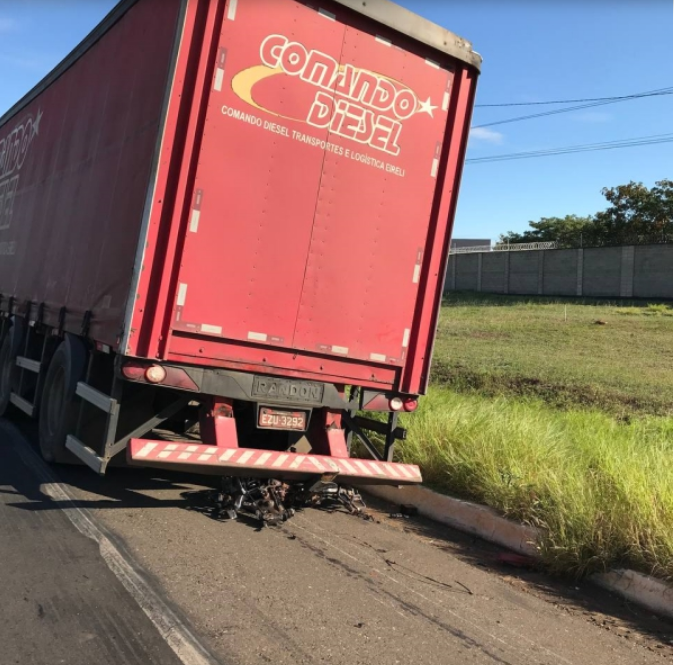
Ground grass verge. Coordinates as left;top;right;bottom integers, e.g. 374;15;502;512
392;389;672;581
432;294;672;418
376;293;673;579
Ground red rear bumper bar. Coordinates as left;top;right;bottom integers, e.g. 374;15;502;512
128;439;422;486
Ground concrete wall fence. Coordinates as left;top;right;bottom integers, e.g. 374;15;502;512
445;244;672;299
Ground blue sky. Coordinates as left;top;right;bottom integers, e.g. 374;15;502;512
0;1;671;242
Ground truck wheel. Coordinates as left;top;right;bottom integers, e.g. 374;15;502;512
0;333;17;417
38;336;87;463
0;319;25;418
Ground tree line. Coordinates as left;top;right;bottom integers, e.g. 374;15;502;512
499;179;672;249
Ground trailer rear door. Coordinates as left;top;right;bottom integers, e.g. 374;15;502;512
171;0;456;369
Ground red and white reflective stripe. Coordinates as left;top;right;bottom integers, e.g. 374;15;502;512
128;440;421;483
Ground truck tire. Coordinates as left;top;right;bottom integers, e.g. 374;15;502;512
0;319;26;418
0;334;16;417
38;335;87;463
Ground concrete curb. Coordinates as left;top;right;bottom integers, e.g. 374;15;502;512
365;484;672;618
590;569;673;618
366;484;539;556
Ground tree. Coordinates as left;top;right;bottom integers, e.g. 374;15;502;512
499;179;672;248
498;215;593;249
593;179;672;245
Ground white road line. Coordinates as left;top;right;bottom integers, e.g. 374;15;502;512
3;423;220;665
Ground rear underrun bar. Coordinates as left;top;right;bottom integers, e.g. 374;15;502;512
128;439;422;486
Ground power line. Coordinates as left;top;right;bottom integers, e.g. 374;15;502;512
466;133;672;164
472;88;672;129
475;87;673;107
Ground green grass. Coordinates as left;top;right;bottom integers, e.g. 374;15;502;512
377;293;673;579
392;389;672;580
431;294;673;418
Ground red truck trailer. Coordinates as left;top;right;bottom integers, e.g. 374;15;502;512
0;0;480;521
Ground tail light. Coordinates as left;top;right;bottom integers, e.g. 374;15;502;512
389;397;404;411
403;398;419;412
145;365;167;384
121;361;199;391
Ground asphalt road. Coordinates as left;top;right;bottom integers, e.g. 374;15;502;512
0;419;671;665
0;424;185;665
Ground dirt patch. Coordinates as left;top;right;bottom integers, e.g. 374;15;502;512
430;362;672;418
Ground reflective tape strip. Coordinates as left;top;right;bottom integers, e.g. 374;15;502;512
186;445;199;452
200;324;222;335
309;457;325;471
248;331;268;342
165;444;178;451
289;455;306;470
331;345;349;355
226;0;238;20
368;461;386;476
354;460;373;475
198;452;214;461
219;449;236;462
158;450;173;459
442;91;451;112
178;451;193;460
431;158;439;178
398;465;415;479
135;442;158;458
369;353;386;362
255;452;273;466
176;283;188;306
402;328;411;348
213;68;225;92
412;264;421;284
338;459;357;474
272;454;289;468
213;47;227;92
205;447;218;454
237;450;255;465
189;209;201;233
383;463;402;478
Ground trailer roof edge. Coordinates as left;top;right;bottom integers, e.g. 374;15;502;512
0;0;482;129
334;0;482;71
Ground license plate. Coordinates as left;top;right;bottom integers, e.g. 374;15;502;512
258;407;308;431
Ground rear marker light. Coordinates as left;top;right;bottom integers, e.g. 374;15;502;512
389;397;404;411
145;365;167;384
121;363;145;380
403;399;419;413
